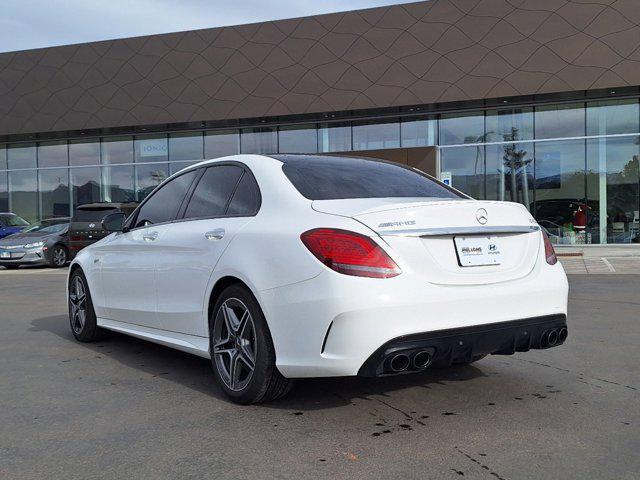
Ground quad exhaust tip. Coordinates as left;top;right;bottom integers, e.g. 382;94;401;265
541;327;568;348
389;353;410;372
413;350;432;369
558;327;568;343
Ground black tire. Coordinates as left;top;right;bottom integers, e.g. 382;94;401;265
2;265;19;270
209;284;292;404
68;269;104;342
49;244;68;268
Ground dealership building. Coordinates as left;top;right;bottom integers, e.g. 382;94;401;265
1;0;639;245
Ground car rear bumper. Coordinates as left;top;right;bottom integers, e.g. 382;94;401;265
259;259;568;378
357;314;567;377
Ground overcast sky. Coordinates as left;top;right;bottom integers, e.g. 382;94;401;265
0;0;408;53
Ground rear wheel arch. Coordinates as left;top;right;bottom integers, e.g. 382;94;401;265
208;276;254;330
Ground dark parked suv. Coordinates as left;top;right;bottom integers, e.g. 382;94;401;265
69;203;137;257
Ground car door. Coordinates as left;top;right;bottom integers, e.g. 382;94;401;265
155;164;261;336
96;168;201;328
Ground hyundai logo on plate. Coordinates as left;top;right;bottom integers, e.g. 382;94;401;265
476;208;488;225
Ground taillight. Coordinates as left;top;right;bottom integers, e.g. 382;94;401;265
541;229;557;265
301;228;401;278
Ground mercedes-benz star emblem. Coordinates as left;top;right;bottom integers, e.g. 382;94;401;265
476;208;488;225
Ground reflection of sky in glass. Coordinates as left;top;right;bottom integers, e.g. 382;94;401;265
439;112;484;145
535;104;584;139
169;133;204;161
587;100;639;136
69;139;100;166
101;136;133;164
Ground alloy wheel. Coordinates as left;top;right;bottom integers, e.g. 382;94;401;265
69;275;87;334
212;298;257;392
53;247;66;266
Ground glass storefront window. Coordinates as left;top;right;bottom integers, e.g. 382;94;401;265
101;136;133;164
71;167;101;208
9;170;38;222
204;130;239;158
39;168;70;218
0;146;7;170
169;132;204;162
485;142;533;210
486;107;533;142
587;136;639;244
439;111;484;145
0;171;8;211
318;122;351;152
439;145;485;199
534;139;586;244
352;119;400;150
401;116;437;147
241;127;277;154
587;99;640;136
38;140;68;168
535;103;584;139
278;125;317;153
8;143;37;169
69;139;100;166
136;163;169;201
101;165;134;202
135;134;168;163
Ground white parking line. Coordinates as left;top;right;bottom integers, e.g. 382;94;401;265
600;257;616;272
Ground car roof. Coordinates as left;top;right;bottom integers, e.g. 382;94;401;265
269;153;400;168
41;217;71;222
76;202;137;210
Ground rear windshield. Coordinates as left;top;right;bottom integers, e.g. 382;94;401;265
72;208;120;222
278;155;462;201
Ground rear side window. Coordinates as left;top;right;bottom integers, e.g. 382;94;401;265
134;169;199;227
184;165;243;219
227;173;260;216
279;155;461;200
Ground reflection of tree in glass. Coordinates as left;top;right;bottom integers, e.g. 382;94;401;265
501;127;531;207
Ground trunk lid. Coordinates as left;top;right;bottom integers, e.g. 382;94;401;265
313;199;541;285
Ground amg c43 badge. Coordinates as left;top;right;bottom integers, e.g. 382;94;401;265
378;220;416;228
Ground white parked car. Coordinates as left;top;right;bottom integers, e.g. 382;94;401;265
68;154;569;403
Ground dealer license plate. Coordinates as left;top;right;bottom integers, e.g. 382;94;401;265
454;236;502;267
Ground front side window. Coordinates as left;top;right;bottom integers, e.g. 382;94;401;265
134;169;199;228
183;165;243;219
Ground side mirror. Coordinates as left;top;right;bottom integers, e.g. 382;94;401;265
102;212;127;232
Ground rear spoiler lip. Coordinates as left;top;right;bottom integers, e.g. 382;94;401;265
377;225;541;237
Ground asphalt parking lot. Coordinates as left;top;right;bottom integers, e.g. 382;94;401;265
1;270;638;480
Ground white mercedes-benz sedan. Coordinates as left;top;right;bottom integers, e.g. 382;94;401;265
67;154;569;403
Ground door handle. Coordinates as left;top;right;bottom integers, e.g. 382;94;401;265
205;229;225;241
143;231;159;242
